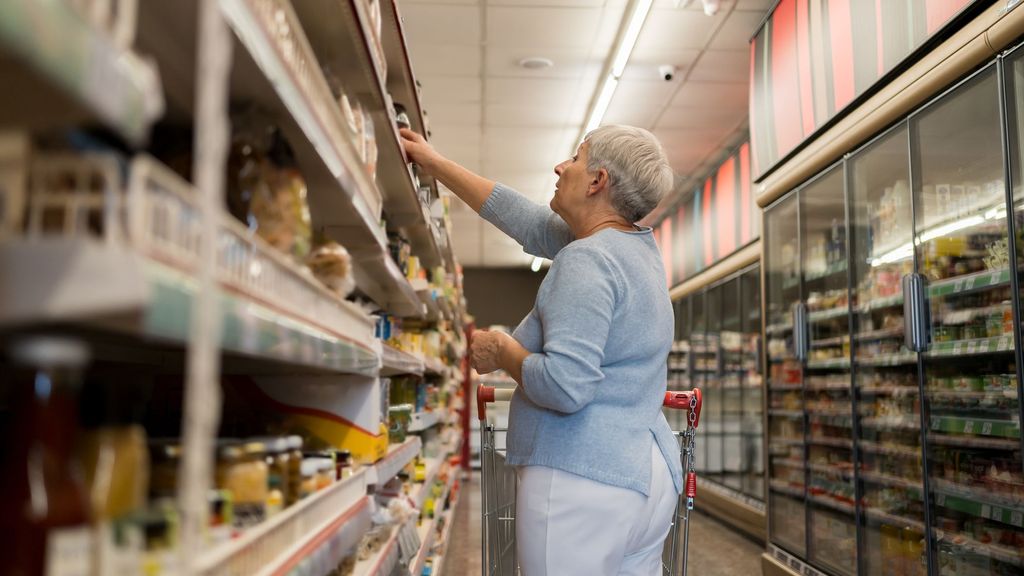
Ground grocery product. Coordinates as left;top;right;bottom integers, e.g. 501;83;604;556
307;240;355;296
0;337;93;576
216;441;269;528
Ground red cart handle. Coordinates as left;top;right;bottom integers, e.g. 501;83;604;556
663;388;702;429
476;385;515;420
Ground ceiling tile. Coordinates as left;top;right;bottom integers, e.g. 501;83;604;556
484;45;601;80
687;50;750;83
424;103;482;127
604;80;679;128
484;77;579;110
484;103;585;127
620;50;700;82
631;8;724;57
400;5;482;45
735;0;774;12
419;76;482;105
668;81;748;109
709;10;766;50
409;44;482;76
486;6;606;50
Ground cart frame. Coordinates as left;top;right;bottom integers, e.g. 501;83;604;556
476;386;704;576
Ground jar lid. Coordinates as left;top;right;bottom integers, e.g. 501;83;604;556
241;441;266;457
300;459;320;477
286;435;304;451
217;440;242;461
149;439;182;461
250;436;288;454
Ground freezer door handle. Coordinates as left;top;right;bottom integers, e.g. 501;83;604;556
902;273;930;352
793;302;809;362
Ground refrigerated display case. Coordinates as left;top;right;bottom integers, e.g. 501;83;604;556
763;55;1024;576
667;266;765;510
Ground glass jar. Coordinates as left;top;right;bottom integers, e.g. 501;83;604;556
0;337;93;576
149;440;182;500
216;441;269;528
286;436;304;506
299;460;318;499
256;437;290;512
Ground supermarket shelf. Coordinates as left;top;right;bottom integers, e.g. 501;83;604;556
138;0;428;316
859;386;919;396
419;288;441;322
766;322;794;335
934;528;1024;568
769;383;803;391
0;0;162;145
807;307;849;322
929;415;1020;438
410;460;458;576
0;155;380;376
367;436;422;486
772;458;806;469
860;416;920;431
806;357;851;370
811;336;847;348
856;352;917;367
927;433;1021;450
412;457;444;511
807;462;854;478
854;327;904;341
807;437;853;449
769;480;805;499
409;409;445;433
859;471;922;491
808;494;855;515
929;267;1010;298
932;478;1024;528
381;343;426;376
858;441;922;459
806;381;851;391
805;261;847;283
855;294;904;313
430;480;462;576
926;335;1014;357
424;356;445;376
291;0;442;270
353;523;401;576
864;508;926;532
198;470;370;575
378;0;428;138
769;410;804;418
930;389;1019;401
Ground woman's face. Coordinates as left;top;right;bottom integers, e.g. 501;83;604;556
551;141;593;217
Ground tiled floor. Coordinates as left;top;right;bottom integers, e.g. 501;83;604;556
442;471;764;575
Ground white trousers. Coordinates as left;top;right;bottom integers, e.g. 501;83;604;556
515;441;677;576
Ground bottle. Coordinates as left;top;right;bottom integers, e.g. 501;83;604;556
0;337;93;576
78;378;150;574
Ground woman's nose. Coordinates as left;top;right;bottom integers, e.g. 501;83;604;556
554;161;566;175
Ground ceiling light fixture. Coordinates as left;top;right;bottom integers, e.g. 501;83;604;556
700;0;720;16
576;0;653;145
518;57;555;70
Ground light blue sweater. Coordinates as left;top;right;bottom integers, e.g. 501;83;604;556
480;183;683;496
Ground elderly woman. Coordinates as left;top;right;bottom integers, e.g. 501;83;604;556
401;125;681;576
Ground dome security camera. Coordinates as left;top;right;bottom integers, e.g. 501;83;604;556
659;65;678;82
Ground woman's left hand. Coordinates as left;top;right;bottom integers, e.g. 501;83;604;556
470;330;514;374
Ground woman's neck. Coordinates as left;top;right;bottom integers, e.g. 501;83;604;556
573;213;635;239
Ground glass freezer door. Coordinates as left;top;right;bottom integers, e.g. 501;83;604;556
914;64;1023;575
765;194;806;555
692;291;709;475
742;266;765;501
800;165;856;576
722;277;744;491
704;284;725;480
848;123;926;576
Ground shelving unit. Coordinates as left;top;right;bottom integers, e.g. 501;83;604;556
0;1;468;574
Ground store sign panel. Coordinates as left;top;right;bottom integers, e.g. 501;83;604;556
654;142;760;287
750;0;978;178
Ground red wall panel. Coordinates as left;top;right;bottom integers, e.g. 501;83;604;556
770;0;804;154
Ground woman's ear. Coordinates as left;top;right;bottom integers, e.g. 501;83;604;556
588;168;609;197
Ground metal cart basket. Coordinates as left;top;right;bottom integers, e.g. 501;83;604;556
476;386;704;576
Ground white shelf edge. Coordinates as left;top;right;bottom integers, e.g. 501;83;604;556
368;436;422;486
198;469;369;574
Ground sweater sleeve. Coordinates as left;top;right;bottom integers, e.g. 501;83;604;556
518;245;619;413
479;182;574;259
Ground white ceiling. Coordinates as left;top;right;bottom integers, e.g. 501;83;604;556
400;0;774;267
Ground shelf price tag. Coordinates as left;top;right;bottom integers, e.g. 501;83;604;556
954;280;964;292
982;421;993;436
981;504;992;518
964;276;976;291
967;341;978;354
964;420;975;434
953;343;963;355
397;520;421;566
979;340;990;353
937;493;946;506
998;337;1010;351
1012;511;1023;527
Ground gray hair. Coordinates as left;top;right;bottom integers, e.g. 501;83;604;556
584;125;674;223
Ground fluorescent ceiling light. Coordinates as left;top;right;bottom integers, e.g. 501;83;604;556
583;76;619;135
611;0;654;78
870;212;995;267
917;215;985;244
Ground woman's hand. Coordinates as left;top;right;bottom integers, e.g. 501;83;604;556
469;330;508;374
399;128;441;175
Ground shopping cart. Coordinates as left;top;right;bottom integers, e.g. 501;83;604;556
476;385;703;576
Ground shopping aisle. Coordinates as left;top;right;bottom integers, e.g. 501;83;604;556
444;472;763;575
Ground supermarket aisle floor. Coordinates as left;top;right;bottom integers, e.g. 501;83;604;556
444;472;763;575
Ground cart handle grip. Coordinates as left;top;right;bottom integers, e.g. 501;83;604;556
477;385;515;420
664;388;702;429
